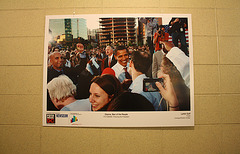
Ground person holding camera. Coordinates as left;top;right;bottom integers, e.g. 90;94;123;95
152;25;169;78
155;74;180;111
160;41;190;88
158;55;190;111
153;25;169;46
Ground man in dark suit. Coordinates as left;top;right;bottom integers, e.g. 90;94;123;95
47;51;77;111
48;52;77;84
101;45;117;72
169;18;188;56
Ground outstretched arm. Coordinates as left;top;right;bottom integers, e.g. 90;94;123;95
160;41;190;88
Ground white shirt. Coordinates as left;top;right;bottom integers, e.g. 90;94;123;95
112;62;130;83
166;47;190;88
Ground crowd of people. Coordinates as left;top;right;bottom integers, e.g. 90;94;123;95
46;17;190;112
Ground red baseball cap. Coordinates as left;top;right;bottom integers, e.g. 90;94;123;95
101;68;115;76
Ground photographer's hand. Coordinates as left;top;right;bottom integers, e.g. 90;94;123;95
170;18;179;25
156;74;179;111
174;18;179;23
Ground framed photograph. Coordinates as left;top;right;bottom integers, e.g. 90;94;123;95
43;14;194;127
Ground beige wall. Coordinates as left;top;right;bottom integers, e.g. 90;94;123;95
0;0;239;153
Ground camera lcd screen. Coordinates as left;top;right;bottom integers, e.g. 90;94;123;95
143;78;163;92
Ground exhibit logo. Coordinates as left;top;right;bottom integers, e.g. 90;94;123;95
71;115;78;123
56;114;68;118
46;114;55;124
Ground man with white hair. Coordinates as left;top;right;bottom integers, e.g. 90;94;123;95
47;75;91;111
102;45;117;70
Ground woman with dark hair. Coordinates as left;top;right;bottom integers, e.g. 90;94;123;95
89;74;123;111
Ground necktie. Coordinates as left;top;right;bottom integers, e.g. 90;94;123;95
124;67;132;79
108;57;111;67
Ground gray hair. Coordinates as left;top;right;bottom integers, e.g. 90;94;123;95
47;75;76;101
